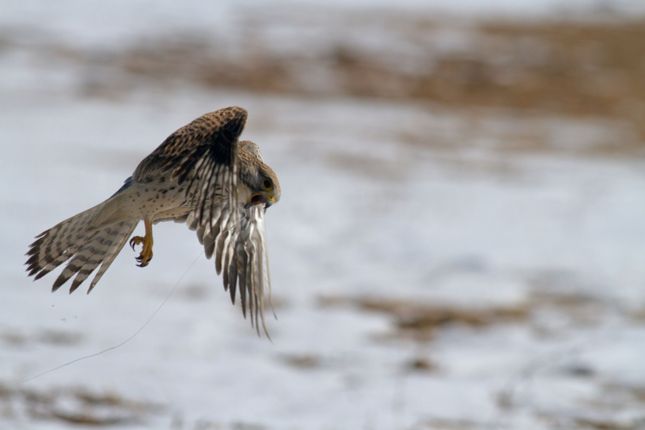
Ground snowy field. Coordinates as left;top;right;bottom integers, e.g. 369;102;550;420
1;1;645;429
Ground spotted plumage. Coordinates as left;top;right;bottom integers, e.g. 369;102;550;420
26;106;281;336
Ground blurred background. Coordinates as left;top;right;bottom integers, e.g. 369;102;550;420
2;1;645;429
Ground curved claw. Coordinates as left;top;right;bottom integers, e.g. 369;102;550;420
134;246;153;267
129;231;153;268
129;236;144;251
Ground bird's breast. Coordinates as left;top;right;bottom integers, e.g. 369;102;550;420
124;179;190;222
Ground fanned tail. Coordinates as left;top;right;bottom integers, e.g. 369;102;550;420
26;198;137;293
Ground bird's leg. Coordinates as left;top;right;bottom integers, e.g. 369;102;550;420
129;218;154;267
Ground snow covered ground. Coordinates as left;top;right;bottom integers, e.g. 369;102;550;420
1;2;645;429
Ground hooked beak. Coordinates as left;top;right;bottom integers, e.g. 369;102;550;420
250;192;277;209
265;194;276;208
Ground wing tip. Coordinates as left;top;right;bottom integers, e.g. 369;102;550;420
225;106;248;120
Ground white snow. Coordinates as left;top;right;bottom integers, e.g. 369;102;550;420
1;2;645;430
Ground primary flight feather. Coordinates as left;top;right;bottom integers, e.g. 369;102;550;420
25;106;281;336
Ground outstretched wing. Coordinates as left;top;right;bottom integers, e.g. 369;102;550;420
231;205;273;337
133;106;247;186
190;201;273;337
138;106;272;335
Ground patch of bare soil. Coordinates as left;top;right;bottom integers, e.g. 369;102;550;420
319;285;619;343
318;295;530;342
278;353;322;370
538;413;645;430
0;328;83;347
3;10;643;151
415;418;481;430
0;383;162;426
404;357;437;373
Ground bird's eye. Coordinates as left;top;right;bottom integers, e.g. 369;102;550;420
263;178;272;189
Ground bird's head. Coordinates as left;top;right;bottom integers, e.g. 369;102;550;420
239;140;281;209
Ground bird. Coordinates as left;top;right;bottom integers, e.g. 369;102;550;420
25;106;281;336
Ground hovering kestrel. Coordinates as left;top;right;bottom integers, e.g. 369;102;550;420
26;106;280;335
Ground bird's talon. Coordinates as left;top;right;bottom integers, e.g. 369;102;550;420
129;236;144;251
129;234;152;267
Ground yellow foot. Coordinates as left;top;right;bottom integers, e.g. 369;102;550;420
129;235;153;267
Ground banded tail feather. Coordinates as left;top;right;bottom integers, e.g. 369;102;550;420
26;196;137;294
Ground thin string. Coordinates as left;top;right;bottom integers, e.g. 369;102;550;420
21;254;201;384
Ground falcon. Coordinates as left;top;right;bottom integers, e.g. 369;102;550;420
25;106;280;335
